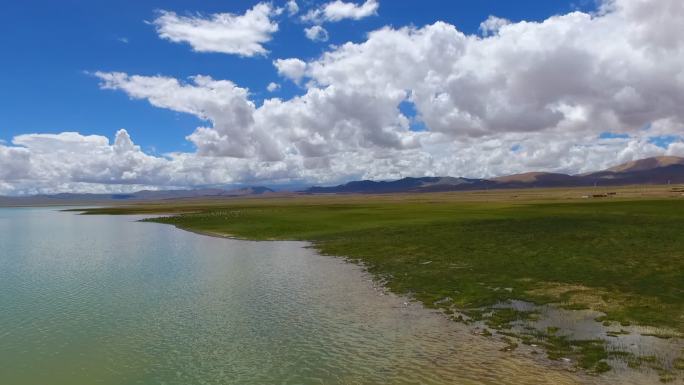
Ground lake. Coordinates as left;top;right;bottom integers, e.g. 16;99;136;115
0;207;648;384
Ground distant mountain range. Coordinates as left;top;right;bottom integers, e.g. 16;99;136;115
0;186;275;206
2;156;683;206
303;156;684;194
304;176;495;194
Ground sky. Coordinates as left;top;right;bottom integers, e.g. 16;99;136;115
1;0;683;194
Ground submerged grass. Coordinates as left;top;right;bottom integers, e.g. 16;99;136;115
80;189;684;371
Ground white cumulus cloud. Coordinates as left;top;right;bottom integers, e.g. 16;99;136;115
273;58;308;83
286;0;299;16
302;0;379;24
479;15;510;36
152;3;279;56
267;82;281;92
305;25;329;41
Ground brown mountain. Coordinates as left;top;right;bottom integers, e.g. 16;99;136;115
492;172;579;187
305;156;684;194
606;156;684;173
582;156;684;186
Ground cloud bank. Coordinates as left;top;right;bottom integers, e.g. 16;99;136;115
1;0;683;194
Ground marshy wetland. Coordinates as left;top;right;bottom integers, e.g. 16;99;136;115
79;186;684;383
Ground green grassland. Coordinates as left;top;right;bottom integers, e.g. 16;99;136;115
81;186;684;373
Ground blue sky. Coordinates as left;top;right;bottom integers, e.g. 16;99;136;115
1;0;596;154
1;0;682;194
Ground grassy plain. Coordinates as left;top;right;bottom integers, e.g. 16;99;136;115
81;185;684;372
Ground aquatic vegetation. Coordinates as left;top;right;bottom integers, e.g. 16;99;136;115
674;357;684;370
484;308;538;330
499;336;519;352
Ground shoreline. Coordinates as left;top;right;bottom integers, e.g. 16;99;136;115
129;211;683;384
136;213;596;384
73;194;684;383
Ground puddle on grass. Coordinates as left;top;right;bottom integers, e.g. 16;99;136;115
485;300;684;384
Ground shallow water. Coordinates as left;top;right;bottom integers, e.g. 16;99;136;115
0;208;666;384
499;300;684;383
